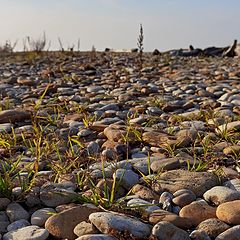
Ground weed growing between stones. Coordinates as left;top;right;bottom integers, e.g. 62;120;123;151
137;24;144;69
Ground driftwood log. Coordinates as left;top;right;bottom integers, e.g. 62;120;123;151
170;40;239;57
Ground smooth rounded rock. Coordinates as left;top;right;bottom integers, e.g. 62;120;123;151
179;200;217;226
31;208;56;227
127;198;160;214
3;225;49;240
74;221;98;237
0;198;11;210
113;169;139;190
216;200;240;224
216;121;240;134
45;205;99;240
0;109;31;124
149;209;193;229
215;225;240;240
172;189;196;207
89;212;151;239
0;123;13;133
7;219;30;232
224;178;240;192
142;131;178;148
159;191;173;203
0;211;10;233
151;221;190;240
190;229;211;240
103;125;129;142
223;145;240;155
87;141;100;156
175;128;198;147
203;186;240;205
159;191;173;211
159;170;219;197
150;157;181;172
76;234;117;240
132;156;163;175
6;203;30;222
40;182;78;207
87;86;104;93
131;184;159;201
197;218;230;239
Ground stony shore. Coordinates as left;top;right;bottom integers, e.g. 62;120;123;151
0;51;240;240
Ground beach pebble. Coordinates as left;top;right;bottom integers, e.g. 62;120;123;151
179;200;217;226
215;225;240;240
7;219;30;232
89;212;151;239
151;221;190;240
113;169;139;190
0;211;10;233
6;203;30;222
0;109;31;124
172;189;196;207
203;186;240;205
197;218;230;239
216;200;240;225
31;208;56;226
74;221;98;237
150;157;181;172
224;178;240;192
75;234;117;240
159;170;218;197
3;225;49;240
149;209;193;229
40;182;78;207
45;205;99;240
127;198;160;214
0;198;11;210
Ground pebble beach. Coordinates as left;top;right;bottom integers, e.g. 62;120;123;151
0;51;240;240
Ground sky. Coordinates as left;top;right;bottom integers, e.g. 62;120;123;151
0;0;240;51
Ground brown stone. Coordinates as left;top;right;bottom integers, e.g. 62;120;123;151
175;129;198;147
217;121;240;134
64;113;83;122
151;221;190;240
131;184;159;201
17;77;39;86
216;200;240;225
0;109;31;123
142;131;177;147
55;203;80;213
221;167;239;180
89;124;108;132
159;170;219;197
223;145;240;155
103;125;135;142
101;140;119;150
213;141;229;152
45;205;100;240
149;209;193;229
179;200;217;227
197;218;230;239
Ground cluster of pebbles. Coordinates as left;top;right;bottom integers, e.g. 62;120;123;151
0;52;240;239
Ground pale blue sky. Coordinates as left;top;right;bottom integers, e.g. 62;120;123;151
0;0;240;51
